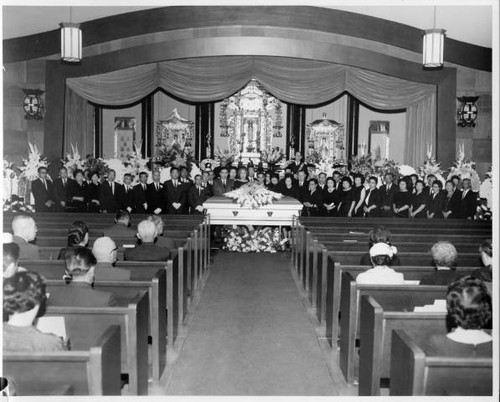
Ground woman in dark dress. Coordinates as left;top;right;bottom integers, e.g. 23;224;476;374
280;175;299;199
443;180;462;219
362;176;381;218
410;180;428;218
266;174;281;193
86;171;101;212
233;167;249;189
323;177;339;217
336;177;355;217
393;179;412;218
351;174;365;217
66;169;88;212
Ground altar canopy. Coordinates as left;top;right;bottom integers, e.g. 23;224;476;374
66;56;436;166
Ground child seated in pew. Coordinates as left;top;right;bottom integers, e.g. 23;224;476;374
359;227;401;266
356;242;405;285
3;242;27;278
92;237;131;281
50;247;117;307
429;276;492;353
420;242;464;286
57;221;90;260
3;271;66;352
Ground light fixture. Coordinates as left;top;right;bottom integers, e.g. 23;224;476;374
422;7;446;68
60;7;82;63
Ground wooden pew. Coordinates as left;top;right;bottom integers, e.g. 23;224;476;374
390;329;492;396
34;236;187;248
338;271;448;383
358;295;446;395
3;325;122;396
44;291;149;395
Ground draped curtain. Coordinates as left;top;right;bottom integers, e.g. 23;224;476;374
64;87;95;158
67;56;436;165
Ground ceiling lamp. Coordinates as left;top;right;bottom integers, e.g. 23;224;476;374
423;7;446;68
60;8;82;63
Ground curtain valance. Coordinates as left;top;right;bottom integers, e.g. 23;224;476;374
67;56;435;109
66;56;436;166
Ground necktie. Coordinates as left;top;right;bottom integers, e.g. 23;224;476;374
462;191;466;200
143;184;146;191
173;180;177;188
43;179;47;190
155;183;159;191
110;182;114;195
198;186;202;196
63;179;66;187
223;180;226;188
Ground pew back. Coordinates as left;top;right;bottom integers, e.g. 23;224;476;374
3;325;121;395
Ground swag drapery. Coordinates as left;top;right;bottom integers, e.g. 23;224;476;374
66;56;436;166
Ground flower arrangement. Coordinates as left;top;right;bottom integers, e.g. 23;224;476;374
376;158;400;178
19;142;48;181
349;154;375;177
200;158;219;172
397;164;417;178
61;143;86;176
260;148;285;165
214;147;238;165
104;158;134;184
479;166;492;209
155;143;197;170
223;225;288;253
306;149;323;164
419;144;446;185
3;194;35;213
224;182;283;209
447;142;481;191
84;156;108;177
127;141;150;178
3;159;19;202
314;160;335;178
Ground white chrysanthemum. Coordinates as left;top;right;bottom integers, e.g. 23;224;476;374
398;164;417;177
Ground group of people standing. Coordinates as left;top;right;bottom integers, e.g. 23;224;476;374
31;156;479;219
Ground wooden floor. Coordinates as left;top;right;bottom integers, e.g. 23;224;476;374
155;251;355;396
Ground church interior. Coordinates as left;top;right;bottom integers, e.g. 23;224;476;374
1;2;497;398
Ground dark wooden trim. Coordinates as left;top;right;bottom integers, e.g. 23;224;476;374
141;96;153;158
347;95;360;159
195;103;214;160
94;106;102;157
4;6;491;71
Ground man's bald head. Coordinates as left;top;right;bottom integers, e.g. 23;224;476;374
12;215;37;242
92;237;117;263
137;220;157;243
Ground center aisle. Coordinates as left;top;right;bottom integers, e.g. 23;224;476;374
165;252;337;395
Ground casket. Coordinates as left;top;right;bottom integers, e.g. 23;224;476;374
203;196;303;226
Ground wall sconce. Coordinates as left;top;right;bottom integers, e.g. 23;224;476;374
60;8;82;63
423;7;446;68
457;96;479;127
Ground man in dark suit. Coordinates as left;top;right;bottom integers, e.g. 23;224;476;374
458;178;478;219
99;169;124;213
102;209;136;240
424;174;437;196
164;167;187;214
50;246;117;307
134;171;149;213
53;167;72;211
11;215;40;260
379;173;397;217
296;170;309;203
147;169;165;214
317;172;327;193
92;237;131;281
189;174;210;214
288;152;305;175
31;166;55;212
124;220;171;261
212;167;234;196
201;170;214;197
427;181;445;219
120;173;136;212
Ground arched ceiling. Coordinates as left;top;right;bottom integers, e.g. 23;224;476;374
1;3;493;48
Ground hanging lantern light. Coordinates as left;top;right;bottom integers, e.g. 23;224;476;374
60;8;82;63
423;7;446;68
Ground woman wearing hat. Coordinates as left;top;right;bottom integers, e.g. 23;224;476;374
356;242;405;285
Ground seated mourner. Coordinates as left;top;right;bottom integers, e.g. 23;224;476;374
356;242;404;285
3;271;66;352
50;246;117;307
420;241;464;286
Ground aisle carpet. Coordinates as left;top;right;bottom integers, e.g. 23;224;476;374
165;252;336;395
